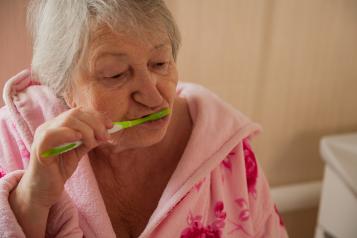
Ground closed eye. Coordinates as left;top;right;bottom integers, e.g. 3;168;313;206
105;71;129;79
151;62;170;73
154;62;168;68
109;73;123;79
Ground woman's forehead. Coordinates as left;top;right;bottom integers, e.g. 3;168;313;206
79;25;171;72
87;26;170;59
90;24;169;49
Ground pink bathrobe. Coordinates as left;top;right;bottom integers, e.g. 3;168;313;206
0;69;288;238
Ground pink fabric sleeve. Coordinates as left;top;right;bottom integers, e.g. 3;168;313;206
0;106;29;171
0;170;26;237
0;106;83;237
0;170;83;238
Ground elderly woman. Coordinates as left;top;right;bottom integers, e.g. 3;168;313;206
0;1;288;238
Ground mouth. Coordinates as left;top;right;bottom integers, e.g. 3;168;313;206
140;114;151;118
129;108;168;120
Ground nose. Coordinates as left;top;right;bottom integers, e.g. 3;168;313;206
131;68;163;109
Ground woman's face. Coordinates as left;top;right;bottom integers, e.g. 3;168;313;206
67;26;178;152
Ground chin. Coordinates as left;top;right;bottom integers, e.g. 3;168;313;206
110;125;168;152
133;126;167;146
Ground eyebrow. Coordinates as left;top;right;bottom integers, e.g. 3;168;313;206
152;43;170;51
96;52;126;60
95;43;170;60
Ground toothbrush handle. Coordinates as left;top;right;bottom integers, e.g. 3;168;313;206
40;141;82;158
40;124;124;158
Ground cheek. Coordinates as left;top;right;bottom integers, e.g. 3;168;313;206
165;83;177;102
82;87;129;119
164;80;177;101
159;69;178;101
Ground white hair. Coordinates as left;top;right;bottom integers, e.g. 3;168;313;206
27;0;181;98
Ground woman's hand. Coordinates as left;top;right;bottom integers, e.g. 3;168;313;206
12;107;111;204
9;107;112;237
20;107;113;207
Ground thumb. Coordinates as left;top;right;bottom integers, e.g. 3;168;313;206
36;127;82;166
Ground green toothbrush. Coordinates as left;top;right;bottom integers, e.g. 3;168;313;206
41;108;171;158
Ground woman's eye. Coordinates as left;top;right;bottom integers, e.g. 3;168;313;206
155;62;166;67
105;71;128;80
151;62;169;73
109;73;123;79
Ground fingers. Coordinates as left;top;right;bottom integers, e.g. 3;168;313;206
74;110;112;141
35;107;113;163
54;107;112;140
26;107;114;205
35;127;82;165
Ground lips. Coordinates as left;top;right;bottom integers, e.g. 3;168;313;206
140;114;151;118
132;113;153;120
127;108;168;120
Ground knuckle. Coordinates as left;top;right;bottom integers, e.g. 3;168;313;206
57;112;78;127
68;108;80;117
86;140;97;149
83;130;96;148
98;124;107;135
67;107;82;118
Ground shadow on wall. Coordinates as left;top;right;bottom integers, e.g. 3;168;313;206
272;126;357;186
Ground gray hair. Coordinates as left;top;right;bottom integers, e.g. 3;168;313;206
27;0;181;98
